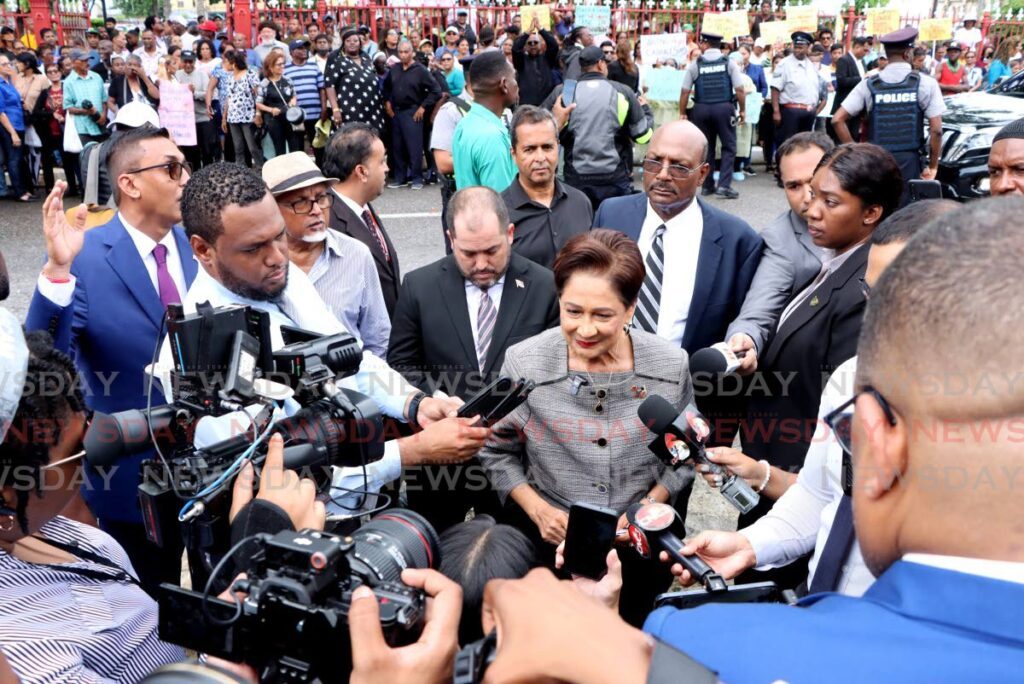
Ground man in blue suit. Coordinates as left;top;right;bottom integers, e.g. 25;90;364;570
25;125;196;593
592;120;762;355
473;198;1024;684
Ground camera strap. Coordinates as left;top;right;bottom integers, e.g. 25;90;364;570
30;534;145;590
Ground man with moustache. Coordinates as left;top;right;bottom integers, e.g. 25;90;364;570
987;118;1024;197
500;106;591;268
263;152;391;357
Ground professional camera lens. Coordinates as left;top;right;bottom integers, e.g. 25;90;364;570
349;508;441;583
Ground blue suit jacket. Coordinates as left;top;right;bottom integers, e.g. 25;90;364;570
745;63;769;98
645;560;1024;683
593;194;762;354
25;215;198;523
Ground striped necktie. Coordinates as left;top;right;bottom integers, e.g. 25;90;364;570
633;224;666;334
361;208;390;262
476;286;496;371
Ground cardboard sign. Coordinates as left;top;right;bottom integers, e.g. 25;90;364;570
865;7;901;37
520;5;552;31
158;81;196;147
759;20;791;46
643;67;686;102
786;6;818;34
575;5;611;34
918;18;953;43
641;32;690;64
700;9;749;41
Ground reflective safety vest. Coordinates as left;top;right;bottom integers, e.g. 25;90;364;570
867;73;923;154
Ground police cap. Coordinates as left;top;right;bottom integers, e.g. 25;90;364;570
880;27;918;50
791;31;814;45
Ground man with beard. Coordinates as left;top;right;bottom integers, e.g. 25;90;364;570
500;105;591;268
263;152;390;357
312;34;331;74
174;162;489;515
989;118;1024;197
512;16;559;107
24;126;197;594
326;27;385;132
388;186;560;531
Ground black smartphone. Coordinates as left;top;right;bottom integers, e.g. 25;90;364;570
457;376;515;422
562;502;619;580
561;79;577;107
908;179;942;202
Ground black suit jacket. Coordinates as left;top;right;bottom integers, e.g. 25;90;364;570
833;53;864;114
387;252;560;400
329;195;401;318
743;245;868;477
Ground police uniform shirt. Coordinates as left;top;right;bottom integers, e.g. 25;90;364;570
839;62;945;120
770;54;826;106
681;48;745;91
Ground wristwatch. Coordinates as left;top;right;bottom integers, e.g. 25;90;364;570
407;391;428;426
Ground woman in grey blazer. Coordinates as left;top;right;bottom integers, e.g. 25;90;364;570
478;229;695;624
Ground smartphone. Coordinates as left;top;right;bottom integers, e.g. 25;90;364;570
561;79;577;107
908;179;942;202
456;376;514;423
562;502;619;580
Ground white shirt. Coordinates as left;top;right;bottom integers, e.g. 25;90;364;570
903;554;1024;585
133;45;167;79
465;275;505;345
740;357;875;597
953;26;983;51
334;188;368;218
637;199;703;346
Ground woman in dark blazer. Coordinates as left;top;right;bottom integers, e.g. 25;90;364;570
479;229;694;626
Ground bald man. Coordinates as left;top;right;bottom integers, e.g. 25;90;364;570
988;117;1024;197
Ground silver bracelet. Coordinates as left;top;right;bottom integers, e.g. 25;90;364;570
754;459;771;493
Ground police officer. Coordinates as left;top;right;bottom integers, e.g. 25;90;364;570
833;27;945;205
771;31;826;149
679;31;746;199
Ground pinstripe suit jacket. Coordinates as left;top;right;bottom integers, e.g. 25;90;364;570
479;327;695;513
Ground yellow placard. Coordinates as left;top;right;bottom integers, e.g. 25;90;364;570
786;6;818;34
865;7;901;37
759;19;792;46
918;17;952;43
519;5;552;32
700;9;750;41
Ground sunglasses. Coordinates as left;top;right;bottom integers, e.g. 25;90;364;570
823;387;898;496
126;159;192;181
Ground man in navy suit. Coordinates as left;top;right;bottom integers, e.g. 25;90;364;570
592;120;762;356
24;126;196;594
457;199;1024;684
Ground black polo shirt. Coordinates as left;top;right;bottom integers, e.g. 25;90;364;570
501;176;593;269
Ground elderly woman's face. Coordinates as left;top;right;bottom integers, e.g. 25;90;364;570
559;272;635;362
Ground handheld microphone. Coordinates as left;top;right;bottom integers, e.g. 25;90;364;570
689;342;744;376
625;501;728;593
638;395;760;514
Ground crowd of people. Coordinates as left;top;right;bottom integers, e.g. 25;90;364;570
1;7;1024;684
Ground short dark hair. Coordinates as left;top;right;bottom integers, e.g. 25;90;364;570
104;125;172;204
0;331;86;535
229;49;249;70
15;51;39;73
468;50;512;94
852;37;869;47
439;515;536;644
553;229;645;307
322;122;379;182
814;143;903;223
870;199;959;245
181;162;269;244
446;186;511;237
913;46;928;58
510;105;558;149
775;131;834;186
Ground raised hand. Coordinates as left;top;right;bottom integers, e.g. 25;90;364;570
41;181;88;281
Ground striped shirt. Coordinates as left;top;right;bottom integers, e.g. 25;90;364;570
308;229;391;358
283;62;324;119
0;517;184;683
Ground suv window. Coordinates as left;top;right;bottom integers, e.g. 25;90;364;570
992;70;1024;95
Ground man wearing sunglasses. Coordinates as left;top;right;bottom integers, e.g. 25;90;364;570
24;125;197;596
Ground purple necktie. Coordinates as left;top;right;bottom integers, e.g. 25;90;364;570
152;244;182;308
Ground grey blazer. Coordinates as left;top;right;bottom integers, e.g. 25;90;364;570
726;209;824;353
478;327;695;514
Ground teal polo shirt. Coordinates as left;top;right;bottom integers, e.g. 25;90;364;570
62;71;107;137
452;102;515;193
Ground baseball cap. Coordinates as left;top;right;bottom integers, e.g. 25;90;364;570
69;48;90;61
197;20;217;32
289;39;310;51
180;50;196;61
578;45;605;67
446;25;460;35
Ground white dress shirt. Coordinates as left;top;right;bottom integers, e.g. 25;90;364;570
740;357;875;597
334;188;368;218
637;199;703;347
465;275;505;344
36;215;190;308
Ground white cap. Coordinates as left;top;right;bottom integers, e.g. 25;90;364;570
964;12;978;22
0;308;28;445
114;101;160;128
168;14;186;24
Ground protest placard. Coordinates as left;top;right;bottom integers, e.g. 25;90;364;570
520;5;552;31
575;5;611;34
640;32;689;64
918;18;952;43
158;81;196;147
786;6;818;33
700;9;749;41
759;20;791;46
643;67;686;102
865;7;901;36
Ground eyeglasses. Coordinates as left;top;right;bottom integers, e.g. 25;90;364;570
126;160;192;181
283;191;334;215
642;157;702;180
823;387;898;496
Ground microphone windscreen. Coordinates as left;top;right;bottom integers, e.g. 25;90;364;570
637;394;679;434
688;347;730;376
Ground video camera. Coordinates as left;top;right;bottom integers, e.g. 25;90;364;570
159;509;440;683
83;302;384;583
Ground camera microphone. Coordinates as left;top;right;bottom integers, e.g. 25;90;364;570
569;374;589;396
625;501;728;593
689;342;744;377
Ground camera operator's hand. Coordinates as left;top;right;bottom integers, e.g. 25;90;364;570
399;415;490;465
41;181;88;281
700;447;763;490
657;530;756;585
727;332;758;375
555;543;624;612
481;569;652;684
349;569;462;684
414;395;463;427
230;434;326;531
